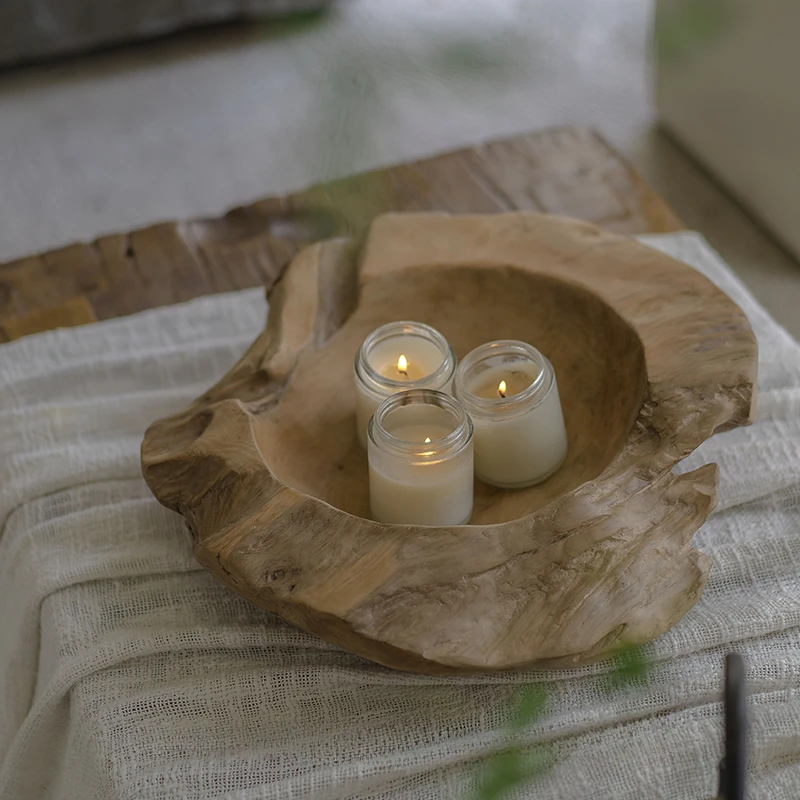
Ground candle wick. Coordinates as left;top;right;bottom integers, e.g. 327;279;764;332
499;390;506;398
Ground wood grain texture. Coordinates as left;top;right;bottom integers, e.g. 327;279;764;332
0;127;682;341
142;211;756;674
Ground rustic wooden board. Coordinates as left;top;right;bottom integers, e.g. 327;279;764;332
0;126;683;341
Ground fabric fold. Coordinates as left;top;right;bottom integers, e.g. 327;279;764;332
1;234;799;798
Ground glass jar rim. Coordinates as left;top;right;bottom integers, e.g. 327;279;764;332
453;340;555;417
368;389;473;461
355;321;456;395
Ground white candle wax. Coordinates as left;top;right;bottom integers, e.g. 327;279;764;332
354;322;456;449
368;391;473;526
454;341;568;489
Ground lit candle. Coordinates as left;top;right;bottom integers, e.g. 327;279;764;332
368;390;474;526
354;321;456;449
453;340;567;488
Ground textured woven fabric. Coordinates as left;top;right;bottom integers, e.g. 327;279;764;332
1;232;799;799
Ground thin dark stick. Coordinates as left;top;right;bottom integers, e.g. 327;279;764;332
721;652;747;800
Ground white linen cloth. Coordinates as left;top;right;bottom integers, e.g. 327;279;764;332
1;232;800;800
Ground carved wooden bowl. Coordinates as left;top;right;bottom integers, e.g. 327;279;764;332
142;212;757;673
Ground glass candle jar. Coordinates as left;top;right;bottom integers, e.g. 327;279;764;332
453;340;567;489
354;321;456;449
368;390;474;526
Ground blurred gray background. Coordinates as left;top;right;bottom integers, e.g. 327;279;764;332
0;0;797;335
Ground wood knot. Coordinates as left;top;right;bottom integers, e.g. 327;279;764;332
266;567;300;592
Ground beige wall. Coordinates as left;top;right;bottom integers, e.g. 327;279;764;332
656;0;800;257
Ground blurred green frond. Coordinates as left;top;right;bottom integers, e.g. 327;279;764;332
508;684;547;735
260;7;331;41
656;0;733;64
604;644;652;692
477;746;557;800
429;38;521;78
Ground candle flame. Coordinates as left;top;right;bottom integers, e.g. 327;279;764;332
397;354;408;375
498;380;507;398
424;437;431;443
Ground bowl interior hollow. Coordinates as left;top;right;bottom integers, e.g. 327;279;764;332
254;265;647;525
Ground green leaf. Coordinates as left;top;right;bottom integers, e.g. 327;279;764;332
508;684;547;735
477;751;526;800
473;686;552;800
655;0;733;64
476;746;556;800
260;8;331;41
603;645;652;692
521;746;557;782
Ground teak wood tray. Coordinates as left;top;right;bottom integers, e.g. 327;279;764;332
142;211;757;674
